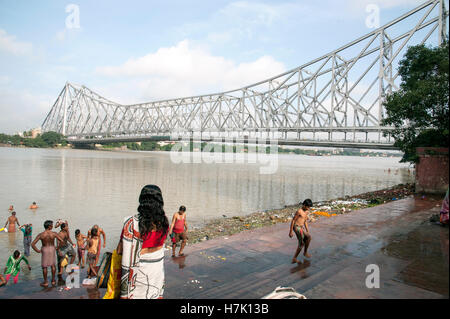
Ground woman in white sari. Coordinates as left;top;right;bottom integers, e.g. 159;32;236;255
117;185;169;299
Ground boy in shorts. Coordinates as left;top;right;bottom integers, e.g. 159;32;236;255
289;199;313;263
169;206;188;257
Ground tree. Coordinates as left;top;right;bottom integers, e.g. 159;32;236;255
40;131;65;147
381;41;449;163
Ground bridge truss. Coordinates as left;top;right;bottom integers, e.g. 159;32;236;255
42;0;448;149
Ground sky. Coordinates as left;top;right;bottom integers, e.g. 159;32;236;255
0;0;441;134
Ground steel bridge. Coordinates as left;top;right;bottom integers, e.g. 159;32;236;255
42;0;448;150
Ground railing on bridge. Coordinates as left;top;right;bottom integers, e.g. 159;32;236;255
42;0;448;149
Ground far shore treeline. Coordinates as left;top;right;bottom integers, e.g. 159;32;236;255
0;131;401;158
0;131;67;148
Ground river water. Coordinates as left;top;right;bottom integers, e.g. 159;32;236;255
0;147;412;281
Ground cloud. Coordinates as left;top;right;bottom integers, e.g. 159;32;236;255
0;75;11;85
217;1;287;27
175;1;313;47
56;30;66;42
95;40;285;102
0;29;33;56
347;0;425;11
0;86;52;134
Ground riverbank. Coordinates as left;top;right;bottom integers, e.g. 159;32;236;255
184;183;416;245
0;140;402;158
1;193;446;299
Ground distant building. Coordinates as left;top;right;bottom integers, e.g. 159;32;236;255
31;127;42;138
158;141;169;147
157;141;176;147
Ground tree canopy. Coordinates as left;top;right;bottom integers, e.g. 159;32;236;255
0;131;66;148
382;41;449;163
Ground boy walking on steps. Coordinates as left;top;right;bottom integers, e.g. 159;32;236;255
169;206;188;257
289;199;313;264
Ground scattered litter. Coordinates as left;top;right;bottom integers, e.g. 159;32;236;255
185;183;414;245
82;278;97;286
262;286;307;299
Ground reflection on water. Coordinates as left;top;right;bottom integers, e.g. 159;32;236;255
0;147;412;281
8;233;16;248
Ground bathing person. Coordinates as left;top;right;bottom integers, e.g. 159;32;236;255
88;225;106;264
8;205;14;212
289;199;313;263
75;229;87;268
117;184;169;299
4;250;31;284
19;224;33;257
4;211;20;233
31;220;64;287
56;222;76;276
29;202;38;209
86;228;99;279
169;206;188;257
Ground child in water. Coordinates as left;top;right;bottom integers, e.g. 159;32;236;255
4;250;31;284
75;229;87;268
19;224;33;257
86;228;99;279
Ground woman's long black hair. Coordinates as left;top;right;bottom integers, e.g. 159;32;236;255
137;185;169;236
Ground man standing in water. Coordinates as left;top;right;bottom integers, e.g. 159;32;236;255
169;206;188;257
56;222;76;277
19;223;33;257
86;228;99;279
289;199;313;263
4;211;20;232
31;220;64;287
75;229;87;268
88;225;106;264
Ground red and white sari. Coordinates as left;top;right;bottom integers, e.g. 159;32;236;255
120;215;165;299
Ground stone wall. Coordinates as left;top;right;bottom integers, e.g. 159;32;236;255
415;147;449;194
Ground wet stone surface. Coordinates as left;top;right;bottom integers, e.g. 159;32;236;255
186;183;416;244
1;191;447;299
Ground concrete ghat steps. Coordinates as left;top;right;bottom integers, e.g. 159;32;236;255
1;195;447;299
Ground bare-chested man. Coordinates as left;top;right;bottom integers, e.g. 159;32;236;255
4;211;20;233
169;206;188;257
86;228;99;279
54;220;76;276
88;225;106;264
289;199;313;263
31;220;64;287
75;229;87;268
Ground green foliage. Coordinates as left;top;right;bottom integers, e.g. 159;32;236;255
22;136;47;148
381;41;449;163
40;131;65;147
141;141;158;151
0;131;66;148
